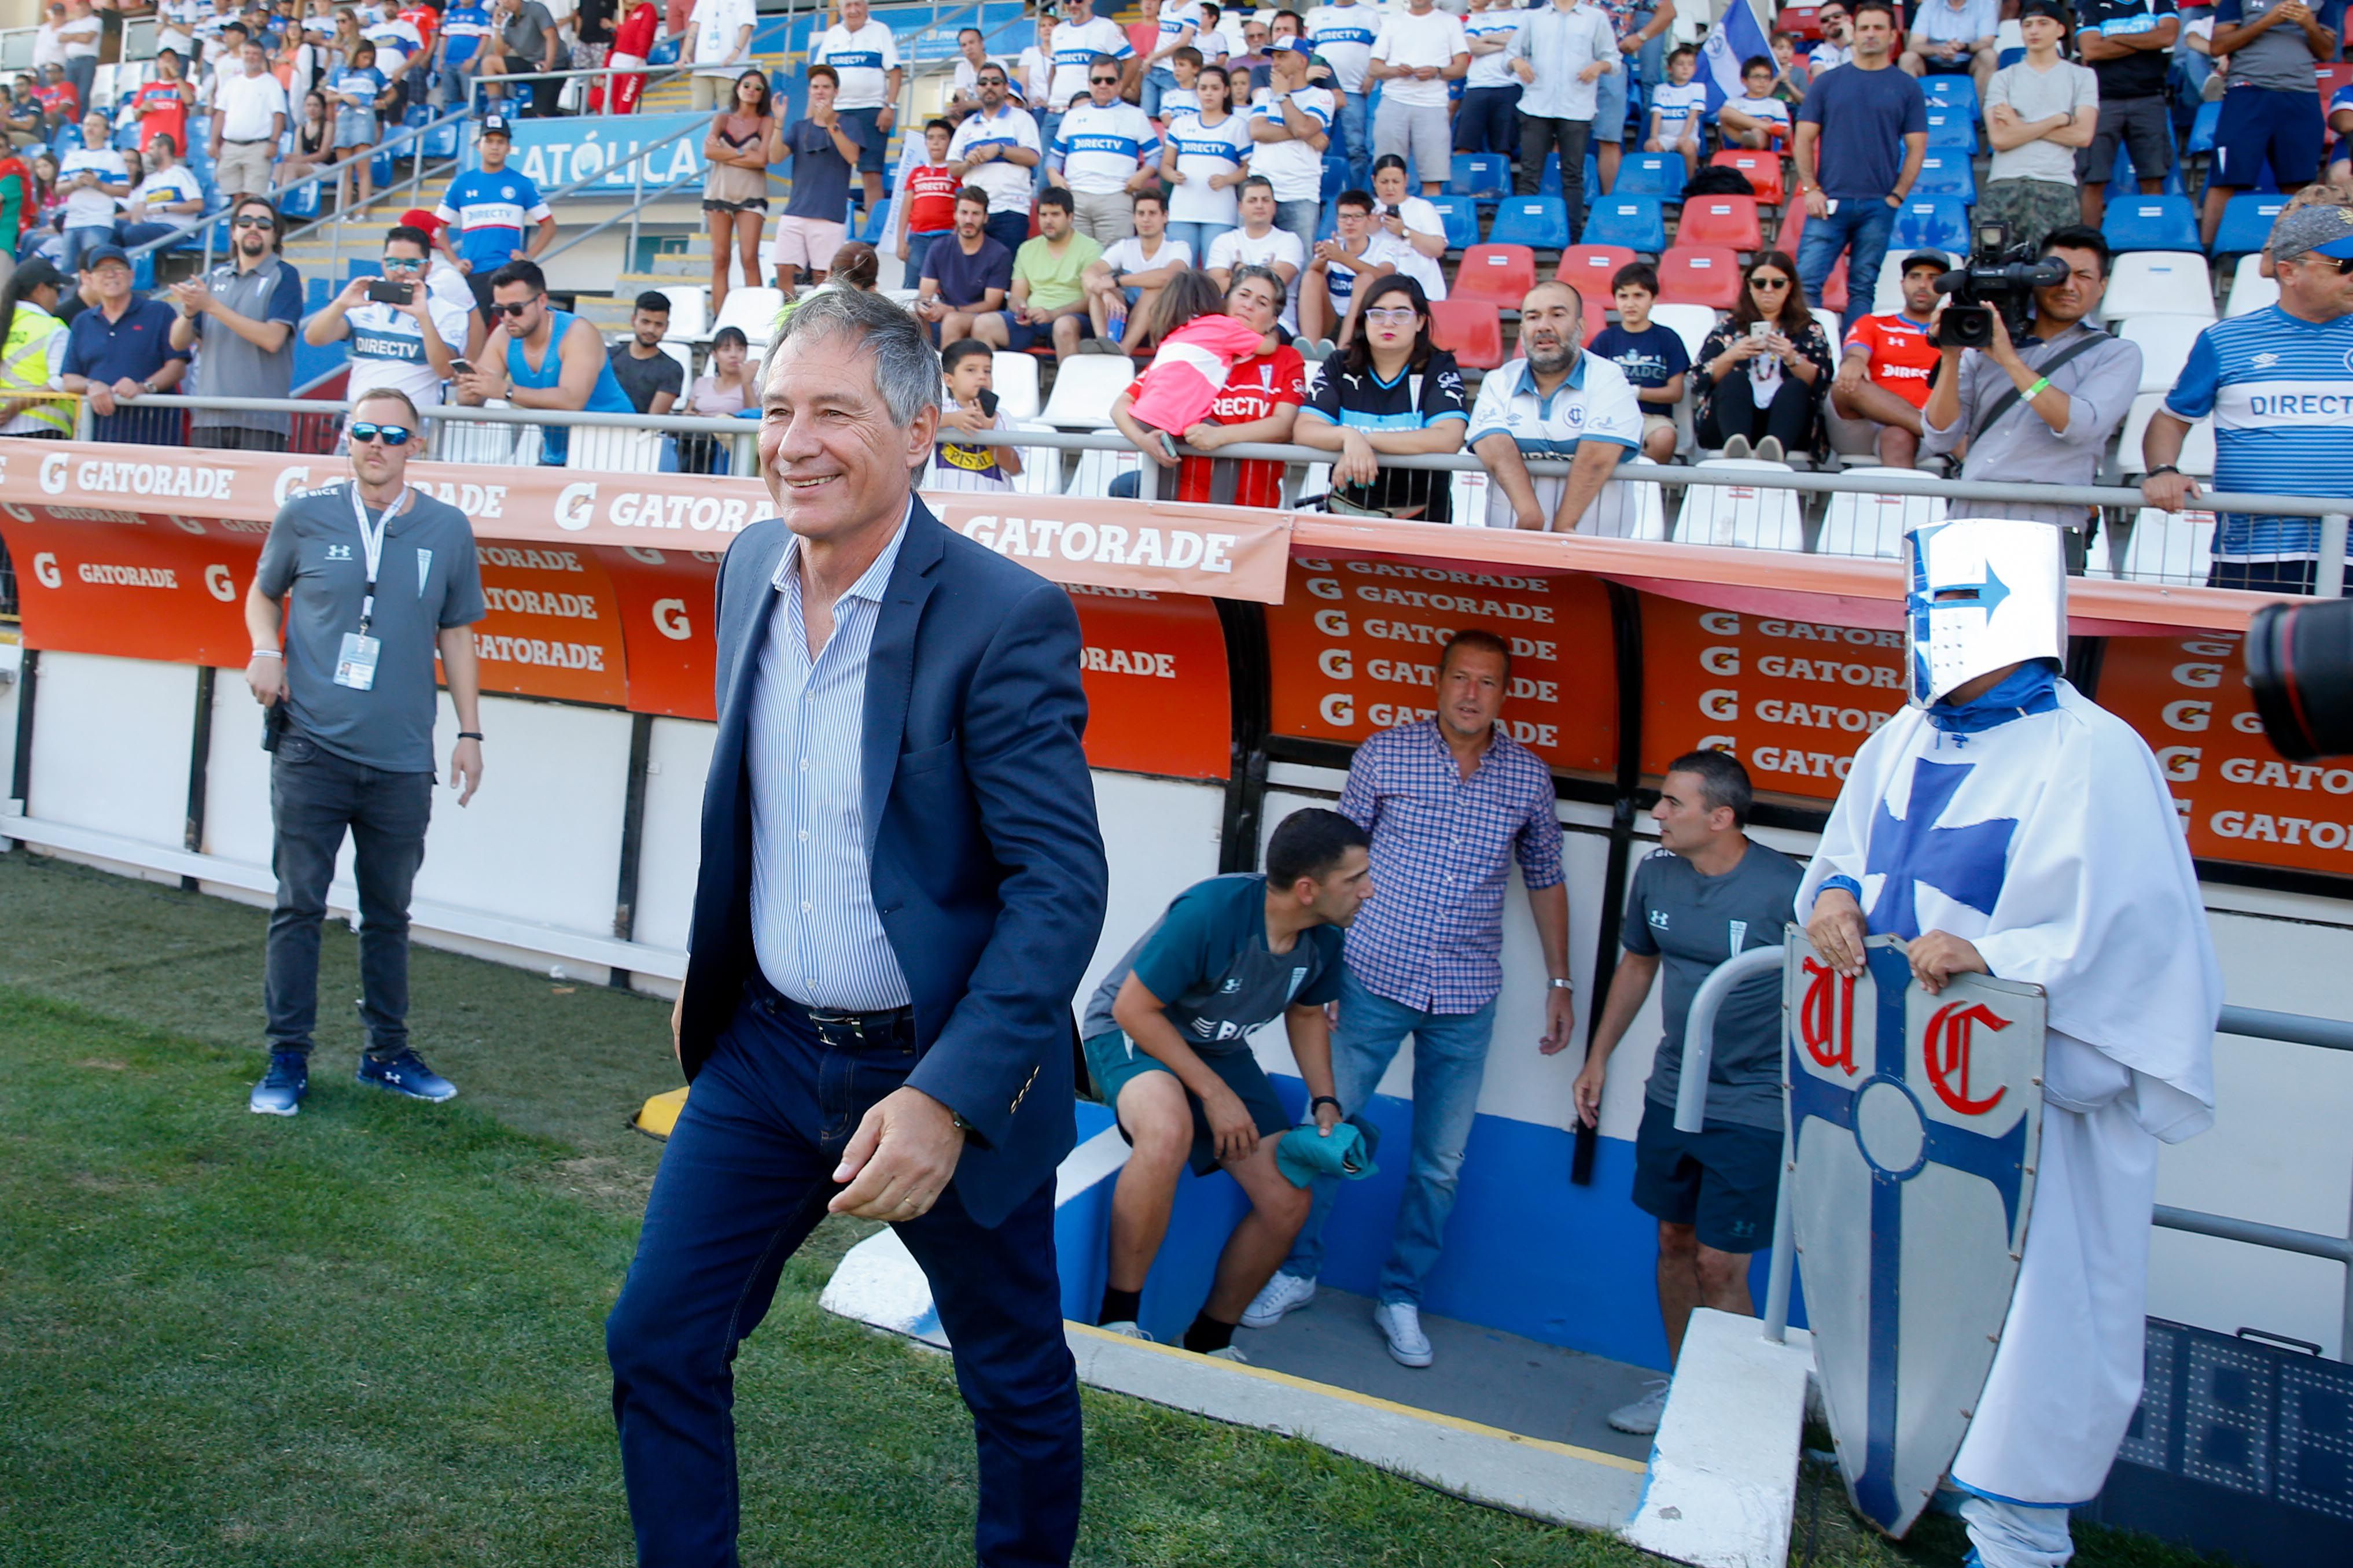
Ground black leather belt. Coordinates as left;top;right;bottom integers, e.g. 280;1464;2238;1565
749;975;915;1046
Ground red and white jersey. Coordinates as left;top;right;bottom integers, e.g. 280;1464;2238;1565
1843;311;1941;410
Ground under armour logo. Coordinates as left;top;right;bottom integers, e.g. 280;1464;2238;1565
326;544;353;560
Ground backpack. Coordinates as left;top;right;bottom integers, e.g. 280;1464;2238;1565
1684;165;1756;198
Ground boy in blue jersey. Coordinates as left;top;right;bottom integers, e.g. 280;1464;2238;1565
1590;261;1690;461
2142;202;2353;593
1082;809;1368;1360
430;115;554;323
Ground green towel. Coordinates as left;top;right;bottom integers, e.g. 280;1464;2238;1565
1275;1116;1382;1189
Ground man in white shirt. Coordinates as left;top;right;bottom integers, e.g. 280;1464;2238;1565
1017;10;1057;112
1051;55;1162;243
1458;0;1526;157
56;0;100;116
686;0;756;112
1368;0;1469;195
945;27;999;120
1810;3;1855;73
1081;190;1192;351
1140;0;1202;119
31;3;67;82
112;132;208;251
1046;0;1136;164
1306;0;1379;187
947;64;1045;256
303;223;470;414
813;0;904;216
209;37;287;198
1250;40;1334;263
1467;279;1641;530
57;109;127;273
1207;176;1308;332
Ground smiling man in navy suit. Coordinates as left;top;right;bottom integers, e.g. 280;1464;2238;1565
605;286;1109;1568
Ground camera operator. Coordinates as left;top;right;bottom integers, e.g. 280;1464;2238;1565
1920;224;2142;569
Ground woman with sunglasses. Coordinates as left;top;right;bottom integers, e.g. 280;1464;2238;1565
700;67;772;318
1293;274;1470;522
1693;250;1834;462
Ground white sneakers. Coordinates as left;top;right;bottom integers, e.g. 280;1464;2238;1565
1205;1345;1250;1363
1608;1377;1671;1435
1100;1320;1153;1342
1240;1271;1317;1329
1373;1300;1434;1368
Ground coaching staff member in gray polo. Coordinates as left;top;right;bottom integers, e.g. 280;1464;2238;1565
243;385;487;1117
605;286;1109;1568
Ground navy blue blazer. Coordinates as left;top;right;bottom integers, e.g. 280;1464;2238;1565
680;500;1109;1228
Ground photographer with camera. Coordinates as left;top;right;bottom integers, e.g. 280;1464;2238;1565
1920;224;2142;568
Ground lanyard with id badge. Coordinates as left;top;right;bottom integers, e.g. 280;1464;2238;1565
334;483;408;691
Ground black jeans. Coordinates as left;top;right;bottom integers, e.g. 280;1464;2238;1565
1702;371;1818;452
1516;113;1590;235
264;730;434;1058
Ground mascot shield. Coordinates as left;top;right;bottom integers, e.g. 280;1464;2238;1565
1905;518;2067;708
1785;931;2046;1537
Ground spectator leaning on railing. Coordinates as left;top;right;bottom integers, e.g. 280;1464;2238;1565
1468;278;1641;531
60;245;190;445
1921;224;2140;567
1293;273;1467;522
2143;204;2353;593
171;195;303;453
454;257;636;467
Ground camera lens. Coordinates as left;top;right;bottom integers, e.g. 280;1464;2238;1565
2246;597;2353;762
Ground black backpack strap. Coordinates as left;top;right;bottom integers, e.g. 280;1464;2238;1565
1968;328;2112;447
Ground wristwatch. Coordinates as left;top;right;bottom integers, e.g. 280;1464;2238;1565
2146;464;2181;479
1548;977;1575;991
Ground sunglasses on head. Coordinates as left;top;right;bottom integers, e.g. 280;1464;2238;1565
348;422;412;446
494;296;541;317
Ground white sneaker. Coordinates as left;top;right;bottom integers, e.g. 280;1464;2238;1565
1240;1271;1317;1330
1099;1320;1154;1342
1205;1344;1250;1363
1608;1377;1671;1435
1373;1300;1434;1368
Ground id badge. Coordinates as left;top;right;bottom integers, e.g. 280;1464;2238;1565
334;632;381;691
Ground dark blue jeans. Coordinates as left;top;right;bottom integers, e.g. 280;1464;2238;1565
1797;195;1897;338
606;984;1082;1567
1455;84;1523;155
984;206;1032;259
264;729;433;1058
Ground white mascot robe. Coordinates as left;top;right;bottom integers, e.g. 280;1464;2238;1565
1796;676;2222;1507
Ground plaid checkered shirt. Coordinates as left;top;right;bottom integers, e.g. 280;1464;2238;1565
1336;720;1564;1014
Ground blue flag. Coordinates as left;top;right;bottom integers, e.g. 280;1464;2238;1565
1699;0;1775;115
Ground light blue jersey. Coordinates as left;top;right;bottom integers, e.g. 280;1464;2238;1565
2163;306;2353;562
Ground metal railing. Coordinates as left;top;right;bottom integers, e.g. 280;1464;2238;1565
1676;946;2353;1360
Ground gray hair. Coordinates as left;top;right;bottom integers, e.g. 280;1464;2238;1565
758;287;941;429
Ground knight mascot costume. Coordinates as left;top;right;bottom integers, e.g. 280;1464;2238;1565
1796;518;2223;1567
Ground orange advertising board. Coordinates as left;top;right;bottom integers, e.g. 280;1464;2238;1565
1640;600;1908;802
930;492;1294;606
0;507;263;665
1068;587;1230;780
1265;556;1618;773
466;542;629;707
595;545;724;720
2097;630;2353;876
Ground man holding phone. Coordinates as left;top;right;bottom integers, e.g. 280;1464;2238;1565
304;223;472;417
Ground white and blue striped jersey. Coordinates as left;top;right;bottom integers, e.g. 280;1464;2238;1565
1464;9;1525;89
1152;1;1204;58
1245;87;1334;202
2163;306;2353;562
812;20;901;110
1049;17;1136;112
1052;101;1161;194
1305;2;1380;92
1164;110;1253;225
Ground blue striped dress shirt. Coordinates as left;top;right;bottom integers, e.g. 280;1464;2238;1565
747;514;914;1011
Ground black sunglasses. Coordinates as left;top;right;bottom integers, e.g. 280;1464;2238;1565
233;213;273;228
1750;274;1792;288
494;296;541;317
348;422;412;447
1091;75;1119;84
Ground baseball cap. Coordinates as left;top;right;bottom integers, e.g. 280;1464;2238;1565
10;256;64;293
2267;203;2353;261
1270;36;1311;54
399;205;442;234
479;112;513;138
81;243;131;271
1900;249;1952;274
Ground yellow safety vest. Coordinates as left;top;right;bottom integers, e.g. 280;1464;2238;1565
1;302;73;437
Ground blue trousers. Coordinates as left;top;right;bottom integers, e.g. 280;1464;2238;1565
1454;84;1522;155
1334;89;1369;192
606;985;1083;1567
1797;196;1897;338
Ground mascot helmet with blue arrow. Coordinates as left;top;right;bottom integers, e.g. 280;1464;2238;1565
1903;518;2068;708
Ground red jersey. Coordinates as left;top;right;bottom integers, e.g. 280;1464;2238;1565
1122;345;1305;510
1843;311;1940;409
903;162;960;235
132;79;189;154
612;2;659;57
32;82;79;123
398;3;437;45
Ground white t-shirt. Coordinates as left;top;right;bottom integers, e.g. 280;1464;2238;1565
1193;27;1233;64
1463;9;1523;89
343;289;473;408
1053;99;1160;194
1245;86;1334;202
948;104;1043;216
215;68;289;141
60;145;126;227
59;12;102;61
1651;79;1709;136
1150;1;1203;61
1165;110;1253;224
1724;91;1791;134
1159;84;1201;117
1370;8;1468;107
128;163;206;220
1376;195;1449;301
1305;3;1379;93
813;20;901;110
1049;17;1135;113
1208;224;1308;330
1099;234;1194;276
689;0;756;76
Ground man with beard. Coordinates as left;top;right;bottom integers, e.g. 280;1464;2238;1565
169;193;302;451
1465;279;1642;530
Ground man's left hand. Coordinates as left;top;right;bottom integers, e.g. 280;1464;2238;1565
877;105;895;131
1906;930;1987;994
831;1086;967;1221
169;276;211;315
1983;305;2021;369
448;736;483;805
1539;984;1575;1056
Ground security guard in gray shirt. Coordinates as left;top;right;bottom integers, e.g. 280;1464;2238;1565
1919;223;2144;568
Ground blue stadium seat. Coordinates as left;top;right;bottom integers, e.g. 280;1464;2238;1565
1921;75;1978;117
305;275;333;312
2211;194;2291;257
2102;195;2200;253
370;147;396;189
292;336;346;392
2104;140;2186;199
279;180;319;220
1923;109;1975;150
132;250;154;290
2185;100;2222;157
1614;152;1686;200
1316;201;1337;242
1320;156;1346;202
1890;198;1970;258
113;121;138;150
1489;195;1570;249
1996;46;2024;68
1581;197;1667;254
1540;151;1559;195
648;36;680;65
1910;152;1976;205
347;259;383;280
1450;152;1509;199
1426;194;1481;250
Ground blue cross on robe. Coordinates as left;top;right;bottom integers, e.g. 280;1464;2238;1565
1865;760;2018;942
1787;945;2031;1530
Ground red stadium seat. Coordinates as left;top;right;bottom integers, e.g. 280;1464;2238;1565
1677;195;1764;251
1584;292;1611;344
1710;150;1787;206
1657;246;1746;309
1430;298;1506;370
1819;255;1850;313
1774;198;1806;256
1557;243;1640;300
1453;243;1539;311
1781;4;1824;40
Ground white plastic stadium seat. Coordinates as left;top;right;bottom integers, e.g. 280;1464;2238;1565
1008;419;1063;495
2117;392;2215;476
1817;467;1947;559
1585;456;1669;538
660;286;709;342
1649;303;1717;363
660;340;695;383
2119;508;2216;584
1449;468;1490;526
1672;459;1805;550
2225;253;2280;318
1038;356;1136;429
2102;253;2214;322
431;401;542;466
992;352;1042;421
566;424;667;473
710;286;787;346
1068;445;1143;497
1871;252;1909;316
1811;307;1842;347
2119;315;2210;393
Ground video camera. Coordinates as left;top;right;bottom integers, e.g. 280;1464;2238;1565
1931;222;2069;351
2249;597;2353;761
